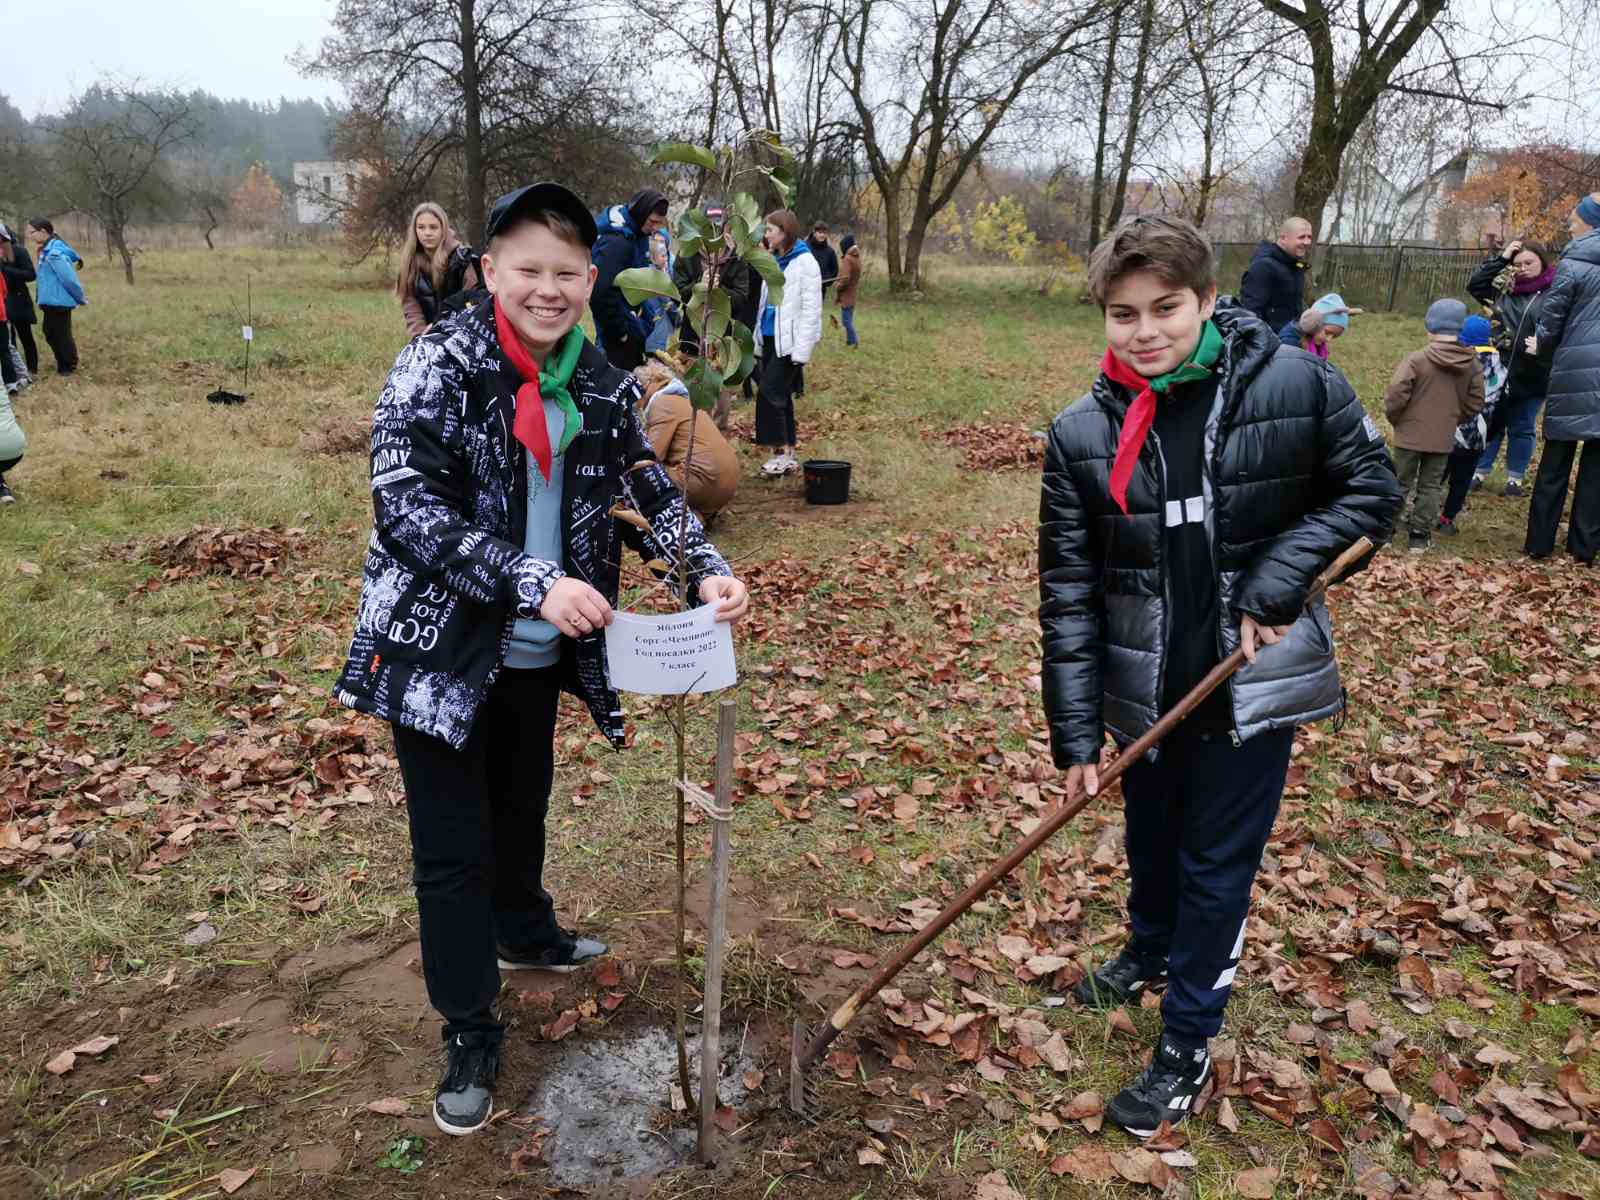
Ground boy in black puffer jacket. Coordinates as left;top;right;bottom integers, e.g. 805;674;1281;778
1039;215;1400;1139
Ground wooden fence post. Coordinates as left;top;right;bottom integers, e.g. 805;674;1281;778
1386;244;1406;312
696;697;738;1164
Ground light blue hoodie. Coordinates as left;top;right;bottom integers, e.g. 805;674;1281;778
35;238;86;309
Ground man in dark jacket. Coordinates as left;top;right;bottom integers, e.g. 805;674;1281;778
1040;215;1399;1140
0;225;37;378
810;222;839;295
334;181;747;1137
1238;217;1312;334
671;233;756;358
1525;194;1600;562
591;188;669;370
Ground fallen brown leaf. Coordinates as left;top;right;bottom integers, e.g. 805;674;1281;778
1234;1164;1280;1198
1049;1144;1115;1182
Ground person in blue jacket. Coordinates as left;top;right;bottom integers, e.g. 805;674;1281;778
26;219;86;376
590;190;667;370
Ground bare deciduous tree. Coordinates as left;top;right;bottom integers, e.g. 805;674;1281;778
298;0;639;246
830;0;1113;291
1259;0;1524;236
50;84;197;284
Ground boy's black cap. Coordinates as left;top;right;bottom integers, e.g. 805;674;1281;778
484;182;598;248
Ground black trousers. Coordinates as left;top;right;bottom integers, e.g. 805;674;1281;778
1441;447;1479;521
40;306;78;374
12;321;37;375
0;322;14;387
1121;725;1295;1043
391;667;565;1036
0;455;20;477
755;343;797;447
1526;439;1600;563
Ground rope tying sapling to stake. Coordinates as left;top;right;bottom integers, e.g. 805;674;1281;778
677;778;734;823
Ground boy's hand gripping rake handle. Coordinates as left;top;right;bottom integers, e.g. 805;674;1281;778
788;536;1374;1112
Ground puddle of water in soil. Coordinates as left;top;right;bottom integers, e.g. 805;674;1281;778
525;1023;757;1190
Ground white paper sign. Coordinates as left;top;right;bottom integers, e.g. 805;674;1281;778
604;604;737;695
242;325;254;342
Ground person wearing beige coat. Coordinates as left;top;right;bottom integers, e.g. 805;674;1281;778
636;367;739;518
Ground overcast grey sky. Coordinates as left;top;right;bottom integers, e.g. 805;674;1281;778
7;0;342;118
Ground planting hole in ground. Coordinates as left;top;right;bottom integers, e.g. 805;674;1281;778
524;1019;758;1187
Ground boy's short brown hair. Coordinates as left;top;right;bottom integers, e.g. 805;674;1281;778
1086;215;1216;307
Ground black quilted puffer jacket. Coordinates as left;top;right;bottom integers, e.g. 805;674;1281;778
1536;231;1600;442
1038;302;1402;768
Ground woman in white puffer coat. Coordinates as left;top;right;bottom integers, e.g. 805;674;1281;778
753;209;822;476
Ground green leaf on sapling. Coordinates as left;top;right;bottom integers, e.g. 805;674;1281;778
684;358;724;412
744;248;785;307
703;286;732;343
615;267;678;307
651;142;717;170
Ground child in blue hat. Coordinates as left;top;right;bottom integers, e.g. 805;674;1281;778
1438;314;1505;535
1278;292;1358;359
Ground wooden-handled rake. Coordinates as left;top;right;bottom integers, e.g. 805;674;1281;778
787;537;1375;1115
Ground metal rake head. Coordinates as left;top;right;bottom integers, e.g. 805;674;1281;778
787;1018;822;1121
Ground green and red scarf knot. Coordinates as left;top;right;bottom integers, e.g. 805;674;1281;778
494;297;584;483
1102;320;1223;514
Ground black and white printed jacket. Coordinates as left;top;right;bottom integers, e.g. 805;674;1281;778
334;298;732;748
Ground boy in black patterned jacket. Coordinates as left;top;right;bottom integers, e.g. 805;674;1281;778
334;183;748;1135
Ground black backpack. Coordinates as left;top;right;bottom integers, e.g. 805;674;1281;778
439;246;488;317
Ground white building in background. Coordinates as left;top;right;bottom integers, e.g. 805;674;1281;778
1320;150;1474;246
292;161;364;224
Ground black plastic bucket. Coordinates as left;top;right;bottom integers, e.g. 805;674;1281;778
802;459;852;505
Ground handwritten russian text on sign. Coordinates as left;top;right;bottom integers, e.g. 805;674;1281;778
604;604;736;695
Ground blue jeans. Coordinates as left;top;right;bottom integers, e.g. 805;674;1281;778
1476;382;1543;481
840;305;858;346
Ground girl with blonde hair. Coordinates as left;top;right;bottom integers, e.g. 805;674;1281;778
397;202;480;336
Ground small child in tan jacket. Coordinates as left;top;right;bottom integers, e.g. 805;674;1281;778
1385;298;1485;552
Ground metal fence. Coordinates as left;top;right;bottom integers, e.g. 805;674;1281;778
1214;242;1489;316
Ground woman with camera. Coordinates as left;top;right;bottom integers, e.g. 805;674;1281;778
1466;238;1555;496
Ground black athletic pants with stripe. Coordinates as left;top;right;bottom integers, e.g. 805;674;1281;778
1121;724;1294;1044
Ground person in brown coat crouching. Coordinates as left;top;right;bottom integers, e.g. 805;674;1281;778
636;363;740;519
1385;298;1485;552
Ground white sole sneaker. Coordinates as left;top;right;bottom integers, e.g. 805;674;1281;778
433;1103;491;1136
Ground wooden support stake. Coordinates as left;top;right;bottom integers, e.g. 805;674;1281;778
697;697;737;1163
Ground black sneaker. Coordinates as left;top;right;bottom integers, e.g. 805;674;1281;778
0;482;13;505
497;929;608;973
1408;533;1431;553
1071;947;1168;1008
1107;1034;1213;1138
434;1031;500;1136
1503;479;1524;498
1469;474;1485;492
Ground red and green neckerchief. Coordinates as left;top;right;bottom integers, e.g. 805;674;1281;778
493;298;584;482
1101;320;1223;514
